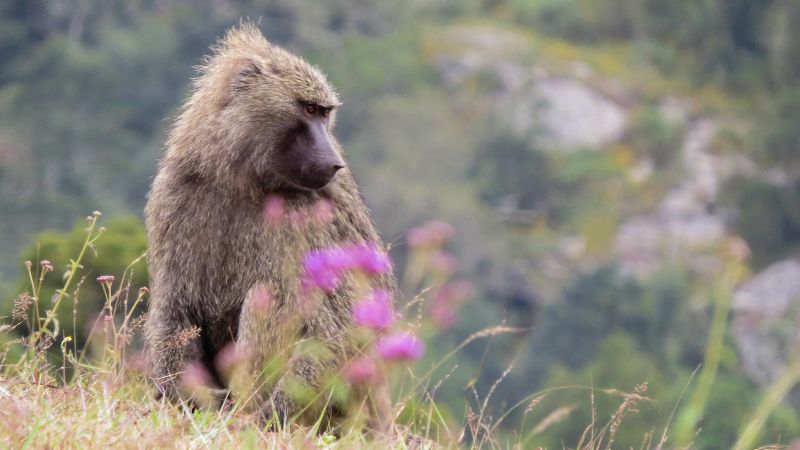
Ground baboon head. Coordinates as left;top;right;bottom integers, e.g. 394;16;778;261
176;24;346;192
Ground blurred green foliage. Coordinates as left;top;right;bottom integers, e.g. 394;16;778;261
625;107;684;169
533;333;800;449
473;130;571;217
724;177;800;268
8;217;146;344
533;333;681;448
529;267;704;372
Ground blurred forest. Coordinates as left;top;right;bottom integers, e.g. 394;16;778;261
2;0;800;447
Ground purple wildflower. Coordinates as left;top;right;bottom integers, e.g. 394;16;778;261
288;209;306;227
301;242;392;292
249;284;273;312
40;260;54;272
376;331;425;361
429;281;473;329
353;289;395;331
215;342;250;374
351;242;392;275
311;198;335;225
430;302;456;329
432;280;473;305
263;195;285;223
430;251;458;275
182;361;212;389
96;275;115;284
344;357;378;384
302;248;345;292
406;220;454;249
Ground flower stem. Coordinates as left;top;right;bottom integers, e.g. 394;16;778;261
733;352;800;450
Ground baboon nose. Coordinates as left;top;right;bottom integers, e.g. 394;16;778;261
325;164;344;178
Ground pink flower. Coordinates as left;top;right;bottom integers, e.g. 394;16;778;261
430;251;458;275
263;195;285;223
182;361;212;389
302;248;346;292
429;281;473;329
311;198;335;224
430;302;457;329
351;242;392;275
40;260;54;272
344;357;378;384
301;242;392;292
353;289;394;331
406;220;454;249
215;342;250;374
96;275;115;284
288;209;306;227
249;284;273;312
376;332;425;361
432;281;473;305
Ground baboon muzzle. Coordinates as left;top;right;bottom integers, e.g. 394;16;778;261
280;120;345;191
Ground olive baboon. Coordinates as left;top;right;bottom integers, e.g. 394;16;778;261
144;23;395;430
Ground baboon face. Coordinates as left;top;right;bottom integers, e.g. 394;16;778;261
272;102;345;191
229;55;345;192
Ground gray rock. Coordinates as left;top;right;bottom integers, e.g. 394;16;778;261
433;24;629;152
534;77;627;150
732;259;800;385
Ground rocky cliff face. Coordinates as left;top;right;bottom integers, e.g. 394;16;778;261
433;23;799;387
614;119;756;278
436;25;628;151
435;25;749;275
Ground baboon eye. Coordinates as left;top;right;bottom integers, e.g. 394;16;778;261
321;108;330;119
304;104;318;116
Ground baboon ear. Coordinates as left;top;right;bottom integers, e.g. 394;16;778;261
217;59;260;108
231;60;262;92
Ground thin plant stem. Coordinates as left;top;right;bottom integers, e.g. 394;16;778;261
733;353;800;450
25;265;39;330
673;261;744;446
33;215;101;343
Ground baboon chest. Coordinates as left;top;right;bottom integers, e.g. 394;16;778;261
204;205;308;309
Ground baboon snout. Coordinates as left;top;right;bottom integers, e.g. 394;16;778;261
303;124;345;188
277;116;346;190
321;156;345;178
304;157;344;189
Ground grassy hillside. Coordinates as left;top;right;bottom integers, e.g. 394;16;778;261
2;1;800;447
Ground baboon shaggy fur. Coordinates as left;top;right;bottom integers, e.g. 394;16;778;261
144;24;395;430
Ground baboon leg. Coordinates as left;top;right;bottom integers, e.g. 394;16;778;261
255;353;347;429
362;381;393;435
145;300;205;403
234;284;393;433
278;347;394;434
233;284;341;427
231;284;295;415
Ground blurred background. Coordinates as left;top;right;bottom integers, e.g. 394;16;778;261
1;0;800;447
